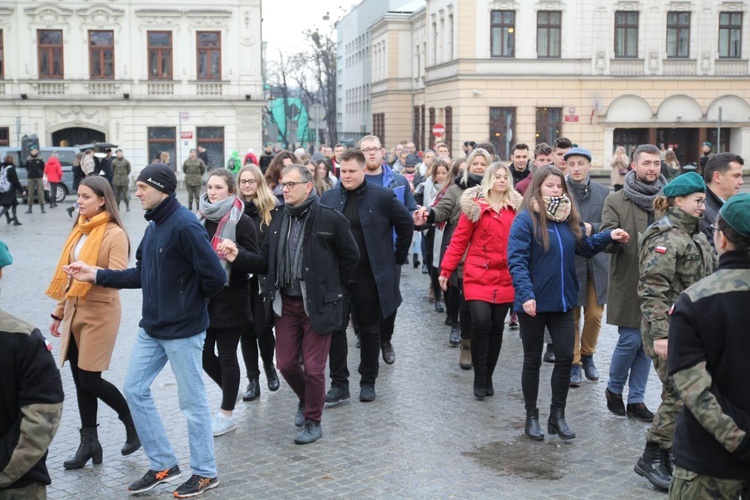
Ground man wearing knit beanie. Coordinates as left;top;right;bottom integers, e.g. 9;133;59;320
63;163;227;497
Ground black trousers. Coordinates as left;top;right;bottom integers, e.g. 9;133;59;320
67;335;130;428
467;301;511;380
240;288;276;379
329;278;382;388
519;310;574;411
203;326;244;411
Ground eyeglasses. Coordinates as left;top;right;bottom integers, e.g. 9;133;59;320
362;147;381;154
239;179;257;185
710;223;721;233
693;198;707;207
279;181;308;189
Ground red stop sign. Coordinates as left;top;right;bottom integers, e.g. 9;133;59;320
432;123;445;137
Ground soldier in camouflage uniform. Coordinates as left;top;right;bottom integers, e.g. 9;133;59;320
182;149;206;211
634;172;714;490
111;149;132;212
667;193;750;499
0;241;65;498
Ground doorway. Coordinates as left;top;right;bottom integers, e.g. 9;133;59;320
52;127;105;148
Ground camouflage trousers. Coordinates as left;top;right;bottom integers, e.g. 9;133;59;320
186;186;201;209
114;185;129;208
669;466;750;499
0;481;47;499
646;355;682;449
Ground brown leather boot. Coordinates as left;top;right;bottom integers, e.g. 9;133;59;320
459;339;472;370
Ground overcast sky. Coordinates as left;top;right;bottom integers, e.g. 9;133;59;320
262;0;360;58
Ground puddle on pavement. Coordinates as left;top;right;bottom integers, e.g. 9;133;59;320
463;437;567;480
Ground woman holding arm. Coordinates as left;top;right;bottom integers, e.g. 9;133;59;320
237;165;280;401
508;166;629;442
46;176;138;469
199;169;265;436
439;163;522;399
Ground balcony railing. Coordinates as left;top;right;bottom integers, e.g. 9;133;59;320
715;59;748;76
35;82;66;95
87;82;118;95
196;81;223;96
609;59;644;75
662;59;696;76
147;82;174;95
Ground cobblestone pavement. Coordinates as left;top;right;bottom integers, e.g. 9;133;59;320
2;191;668;499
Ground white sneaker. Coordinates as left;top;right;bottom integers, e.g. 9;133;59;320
211;412;236;437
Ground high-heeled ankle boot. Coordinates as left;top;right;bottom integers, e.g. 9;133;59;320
63;427;103;469
525;408;544;441
548;406;576;440
120;414;141;456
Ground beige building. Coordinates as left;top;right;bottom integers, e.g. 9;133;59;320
0;0;264;175
366;0;750;167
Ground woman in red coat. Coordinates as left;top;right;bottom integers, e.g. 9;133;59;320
439;163;522;399
44;151;63;208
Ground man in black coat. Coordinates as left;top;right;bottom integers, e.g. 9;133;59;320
700;152;745;251
260;164;359;444
321;148;414;404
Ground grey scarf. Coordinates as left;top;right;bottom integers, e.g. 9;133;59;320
199;193;244;281
276;192;316;290
623;170;667;213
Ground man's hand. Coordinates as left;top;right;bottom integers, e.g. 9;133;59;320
63;261;97;283
653;339;668;360
413;206;426;227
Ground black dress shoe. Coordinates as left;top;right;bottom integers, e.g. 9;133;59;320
434;300;444;313
381;343;395;364
243;378;260;401
543;344;556;363
264;364;280;392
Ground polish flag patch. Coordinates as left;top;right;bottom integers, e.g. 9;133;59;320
669;304;675;316
655;245;668;254
44;338;52;351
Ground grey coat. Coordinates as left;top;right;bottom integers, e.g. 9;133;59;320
600;189;651;328
568;179;611;306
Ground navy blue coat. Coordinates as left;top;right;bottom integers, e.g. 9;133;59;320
321;180;414;318
508;209;613;314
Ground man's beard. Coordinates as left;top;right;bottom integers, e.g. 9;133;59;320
366;161;380;171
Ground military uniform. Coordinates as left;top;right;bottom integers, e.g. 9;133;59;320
182;157;206;210
638;206;714;450
667;251;750;499
111;157;132;211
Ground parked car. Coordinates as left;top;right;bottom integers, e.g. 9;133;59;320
0;146;78;203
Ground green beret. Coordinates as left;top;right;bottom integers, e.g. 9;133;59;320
662;172;705;198
0;240;12;268
720;193;750;237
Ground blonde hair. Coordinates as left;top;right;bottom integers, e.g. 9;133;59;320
461;148;492;185
480;162;522;210
237;165;277;228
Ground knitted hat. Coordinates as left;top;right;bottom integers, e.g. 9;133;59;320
405;153;420;167
563;147;592;162
662;172;705;198
0;240;13;268
720;193;750;237
137;163;177;194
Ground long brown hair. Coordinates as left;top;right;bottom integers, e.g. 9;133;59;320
206;168;237;194
264;151;299;189
521;165;582;250
75;176;130;255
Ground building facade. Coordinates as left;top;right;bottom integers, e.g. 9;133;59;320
0;0;264;175
358;0;750;166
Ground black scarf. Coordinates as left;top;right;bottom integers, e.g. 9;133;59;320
457;173;483;190
144;193;180;225
276;191;316;290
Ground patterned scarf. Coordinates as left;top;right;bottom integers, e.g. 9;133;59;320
199;193;245;281
532;194;573;222
46;211;111;300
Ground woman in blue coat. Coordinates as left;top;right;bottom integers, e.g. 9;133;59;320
508;166;629;442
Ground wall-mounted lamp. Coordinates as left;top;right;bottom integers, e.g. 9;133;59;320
676;114;683;121
472;89;482;97
123;93;130;99
20;94;28;100
245;94;252;100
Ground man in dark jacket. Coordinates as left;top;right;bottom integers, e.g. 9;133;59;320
65;164;227;498
700;152;744;251
259;164;358;444
259;143;275;173
0;240;64;497
565;148;618;390
321;148;414;403
100;148;114;185
510;143;531;186
25;146;46;213
359;135;419;365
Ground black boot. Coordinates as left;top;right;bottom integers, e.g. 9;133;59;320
25;207;32;214
412;253;420;269
243;378;260;401
41;205;46;213
66;206;75;218
471;333;489;400
525;409;544;441
264;363;280;392
547;407;576;440
634;442;672;490
120;414;141;456
63;427;103;469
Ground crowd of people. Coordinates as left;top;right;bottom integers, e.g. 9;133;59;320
1;135;748;499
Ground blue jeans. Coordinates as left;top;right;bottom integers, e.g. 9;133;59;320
607;326;652;404
124;329;216;478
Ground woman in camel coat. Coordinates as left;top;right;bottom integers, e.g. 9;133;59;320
47;176;139;470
